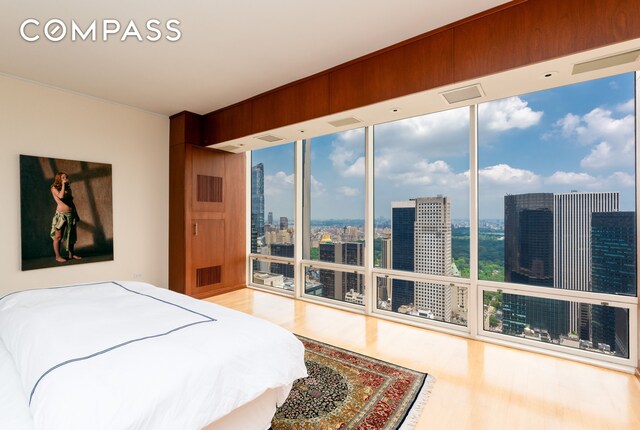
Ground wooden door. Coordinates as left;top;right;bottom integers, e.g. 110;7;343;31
189;218;225;297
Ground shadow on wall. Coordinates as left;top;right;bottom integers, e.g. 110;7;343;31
20;155;114;270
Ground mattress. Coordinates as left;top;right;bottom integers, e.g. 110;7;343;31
0;281;307;430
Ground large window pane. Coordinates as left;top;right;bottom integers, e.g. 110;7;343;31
483;291;629;358
377;274;468;326
305;266;364;305
373;108;470;321
250;257;294;291
301;130;365;305
303;130;365;265
251;143;295;256
478;73;636;299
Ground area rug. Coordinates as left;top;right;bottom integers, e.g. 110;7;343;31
271;335;435;430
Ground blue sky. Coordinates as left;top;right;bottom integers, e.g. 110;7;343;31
253;72;636;221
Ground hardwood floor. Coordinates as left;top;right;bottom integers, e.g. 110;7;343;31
206;288;640;430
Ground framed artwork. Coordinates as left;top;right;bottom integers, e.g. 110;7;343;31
19;155;114;270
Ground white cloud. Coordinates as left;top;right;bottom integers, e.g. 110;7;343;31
382;159;467;189
263;171;293;196
374;107;469;159
545;171;595;185
337;186;360;197
554;105;634;170
557;113;580;137
544;170;635;193
310;175;325;195
580;142;614;169
479;164;540;185
617;98;634;114
328;128;365;177
479;97;543;132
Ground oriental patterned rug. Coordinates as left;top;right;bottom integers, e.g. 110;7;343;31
270;335;435;430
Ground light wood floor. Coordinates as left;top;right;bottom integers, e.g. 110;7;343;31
206;288;640;430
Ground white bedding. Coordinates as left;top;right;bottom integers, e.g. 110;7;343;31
0;281;307;430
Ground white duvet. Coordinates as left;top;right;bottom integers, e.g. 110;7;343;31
0;281;307;430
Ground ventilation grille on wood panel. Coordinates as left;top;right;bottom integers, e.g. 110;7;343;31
197;175;223;202
196;265;222;287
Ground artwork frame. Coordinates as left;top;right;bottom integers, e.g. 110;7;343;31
19;154;114;271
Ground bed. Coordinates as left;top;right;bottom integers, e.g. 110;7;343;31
0;281;307;430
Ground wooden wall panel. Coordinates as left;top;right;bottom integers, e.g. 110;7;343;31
330;30;454;113
454;0;640;82
251;75;330;132
169;144;186;294
169;111;202;146
201;0;639;146
222;151;246;292
203;102;252;145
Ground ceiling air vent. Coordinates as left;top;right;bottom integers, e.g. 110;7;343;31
440;84;484;104
328;116;363;127
216;145;240;152
255;134;283;143
572;49;640;75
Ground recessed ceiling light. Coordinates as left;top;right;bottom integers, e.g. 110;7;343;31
390;107;400;113
541;71;558;78
299;129;305;133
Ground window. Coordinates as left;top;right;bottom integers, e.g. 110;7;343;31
483;290;629;358
373;108;470;323
251;143;295;285
478;73;636;358
478;73;636;296
302;130;366;304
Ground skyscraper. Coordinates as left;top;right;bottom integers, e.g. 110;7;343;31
319;242;364;302
590;211;635;356
280;216;289;230
251;163;265;253
413;197;452;321
591;212;636;296
502;193;567;338
391;201;415;311
378;235;392;302
554;191;619;337
504;193;554;286
390;197;456;321
267;212;273;226
501;294;568;339
270;243;295;279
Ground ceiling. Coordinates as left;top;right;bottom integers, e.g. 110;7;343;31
0;0;512;116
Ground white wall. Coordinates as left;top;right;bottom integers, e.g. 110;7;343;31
0;74;169;295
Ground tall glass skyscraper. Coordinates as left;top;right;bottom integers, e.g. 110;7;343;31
251;163;264;253
554;192;618;337
391;201;415;311
591;211;636;296
503;193;567;337
270;243;294;278
590;211;635;356
504;193;554;286
318;242;364;301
